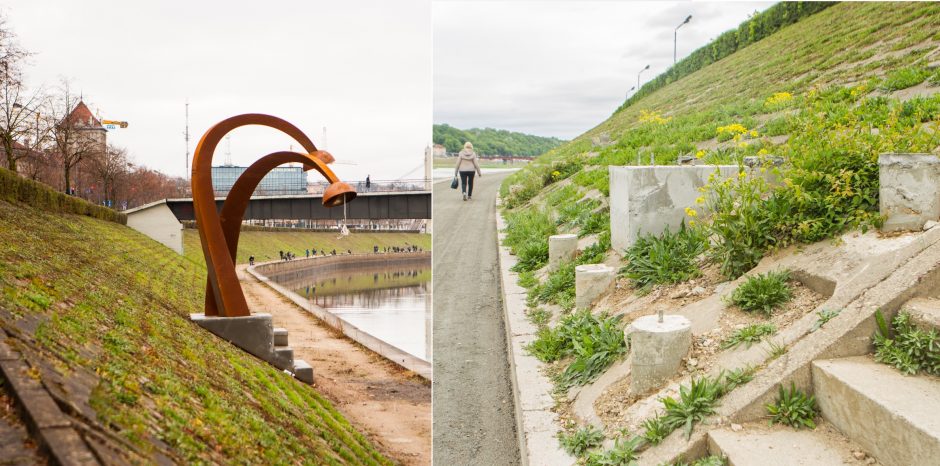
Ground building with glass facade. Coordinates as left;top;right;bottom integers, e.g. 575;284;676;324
211;165;307;196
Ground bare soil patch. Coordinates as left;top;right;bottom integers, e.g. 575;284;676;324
238;266;431;466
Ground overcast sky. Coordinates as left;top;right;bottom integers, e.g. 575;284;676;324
5;0;431;182
434;1;772;140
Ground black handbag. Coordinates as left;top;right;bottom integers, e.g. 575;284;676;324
450;176;459;189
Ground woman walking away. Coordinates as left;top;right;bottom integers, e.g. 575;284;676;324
454;141;482;201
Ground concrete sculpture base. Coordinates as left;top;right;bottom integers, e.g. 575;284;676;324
191;313;313;384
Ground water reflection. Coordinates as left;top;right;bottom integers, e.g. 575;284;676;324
270;257;431;362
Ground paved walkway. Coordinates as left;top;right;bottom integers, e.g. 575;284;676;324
432;172;521;465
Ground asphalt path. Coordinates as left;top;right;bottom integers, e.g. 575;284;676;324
432;172;521;465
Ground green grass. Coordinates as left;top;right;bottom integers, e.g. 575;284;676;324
729;271;792;315
584;436;642;466
0;200;392;464
183;228;430;265
880;66;933;91
525;310;628;390
503;207;557;272
720;323;777;350
766;383;818;429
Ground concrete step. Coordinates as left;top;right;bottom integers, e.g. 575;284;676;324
272;346;294;371
273;327;289;347
293;360;314;384
900;297;940;332
812;356;940;466
707;423;875;465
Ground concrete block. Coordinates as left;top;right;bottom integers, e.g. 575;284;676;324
273;327;289;347
628;314;692;395
879;153;940;232
40;427;100;465
609;165;740;252
812;357;940;466
272;347;294;371
293;360;314;384
575;264;616;310
901;297;940;332
191;313;274;361
707;427;855;465
548;234;578;271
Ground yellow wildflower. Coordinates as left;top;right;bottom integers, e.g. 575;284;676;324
716;123;748;136
749;130;759;138
738;171;747;180
685;207;698;218
757;148;769;156
689;220;696;227
696;150;706;159
695;196;705;204
765;92;793;107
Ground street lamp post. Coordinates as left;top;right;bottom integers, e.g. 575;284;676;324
626;86;635;100
637;65;650;92
674;15;692;65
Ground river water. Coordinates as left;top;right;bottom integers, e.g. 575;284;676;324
270;256;431;362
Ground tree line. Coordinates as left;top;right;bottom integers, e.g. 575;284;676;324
615;1;836;114
433;124;566;157
0;14;184;210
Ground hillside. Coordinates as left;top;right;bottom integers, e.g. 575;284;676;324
433;123;565;156
503;2;940;208
182;229;431;266
496;2;940;463
0;170;392;464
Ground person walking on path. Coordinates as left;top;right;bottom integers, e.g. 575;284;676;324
454;141;482;201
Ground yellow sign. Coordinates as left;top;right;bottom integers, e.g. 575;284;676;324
101;120;128;128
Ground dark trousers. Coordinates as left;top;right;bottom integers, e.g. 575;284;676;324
459;171;476;197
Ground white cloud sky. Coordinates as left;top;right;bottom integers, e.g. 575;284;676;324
434;1;773;140
5;0;431;182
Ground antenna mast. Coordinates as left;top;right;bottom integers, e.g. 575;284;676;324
185;100;190;179
225;135;232;166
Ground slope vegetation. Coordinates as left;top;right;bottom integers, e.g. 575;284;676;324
0;170;392;464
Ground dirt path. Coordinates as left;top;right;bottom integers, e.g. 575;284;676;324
237;265;431;465
432;173;521;465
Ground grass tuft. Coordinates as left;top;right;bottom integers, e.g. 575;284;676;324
730;270;792;315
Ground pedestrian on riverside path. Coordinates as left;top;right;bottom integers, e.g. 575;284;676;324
249;255;255;266
279;250;284;261
306;249;310;258
454;141;482;201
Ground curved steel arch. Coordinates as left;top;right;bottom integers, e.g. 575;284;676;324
192;114;353;317
203;150;355;315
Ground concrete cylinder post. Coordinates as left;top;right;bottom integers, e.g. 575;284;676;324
575;264;616;310
548;234;578;272
628;314;692;395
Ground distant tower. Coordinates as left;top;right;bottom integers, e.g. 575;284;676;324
64;101;107;155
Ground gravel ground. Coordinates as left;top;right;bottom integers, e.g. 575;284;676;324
432;173;521;465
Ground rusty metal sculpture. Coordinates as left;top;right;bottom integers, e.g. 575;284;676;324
192;114;356;317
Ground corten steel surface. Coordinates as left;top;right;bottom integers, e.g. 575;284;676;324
203;150;354;315
192;114;355;317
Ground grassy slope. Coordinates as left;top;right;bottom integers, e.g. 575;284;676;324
505;2;940;192
183;229;431;265
0;199;392;465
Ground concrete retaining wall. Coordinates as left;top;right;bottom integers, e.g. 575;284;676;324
879;153;940;232
248;253;432;380
609;165;740;252
254;251;429;276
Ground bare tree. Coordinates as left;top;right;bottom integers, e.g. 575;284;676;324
0;70;48;172
48;81;100;194
90;143;128;206
0;14;27;85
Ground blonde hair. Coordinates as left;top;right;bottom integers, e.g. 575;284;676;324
464;141;473;149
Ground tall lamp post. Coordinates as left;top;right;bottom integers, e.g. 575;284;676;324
637;65;650;92
674;15;692;65
626;86;635;100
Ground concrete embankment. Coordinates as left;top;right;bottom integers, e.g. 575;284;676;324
248;252;432;379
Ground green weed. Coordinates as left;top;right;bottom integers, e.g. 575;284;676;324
621;224;708;289
558;425;605;457
766;383;818;429
585;436;642;466
874;310;940;376
730;271;792;315
721;323;777;349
